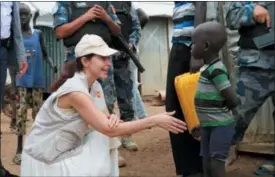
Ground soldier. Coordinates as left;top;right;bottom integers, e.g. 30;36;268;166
226;2;275;166
101;1;142;152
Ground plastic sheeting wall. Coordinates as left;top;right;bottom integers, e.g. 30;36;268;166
38;26;66;93
138;17;170;95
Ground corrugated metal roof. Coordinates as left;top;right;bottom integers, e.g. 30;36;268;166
23;2;174;28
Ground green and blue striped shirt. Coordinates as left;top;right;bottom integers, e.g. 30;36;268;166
195;59;233;127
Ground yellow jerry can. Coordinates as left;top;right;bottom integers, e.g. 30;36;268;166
174;72;200;135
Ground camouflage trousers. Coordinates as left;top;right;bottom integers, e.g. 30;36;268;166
16;87;44;135
232;67;275;144
2;67;17;123
100;56;134;121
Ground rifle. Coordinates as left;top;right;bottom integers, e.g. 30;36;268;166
110;1;146;73
112;34;145;73
253;2;274;49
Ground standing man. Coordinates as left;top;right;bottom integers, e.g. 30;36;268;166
0;2;28;177
226;1;275;165
101;1;142;152
165;2;206;177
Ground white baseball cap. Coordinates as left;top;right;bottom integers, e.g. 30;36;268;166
75;34;119;58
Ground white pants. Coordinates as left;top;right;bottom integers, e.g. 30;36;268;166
21;131;119;176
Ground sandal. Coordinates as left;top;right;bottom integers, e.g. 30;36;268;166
12;154;22;165
254;161;275;176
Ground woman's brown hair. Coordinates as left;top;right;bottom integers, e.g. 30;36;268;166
49;54;95;92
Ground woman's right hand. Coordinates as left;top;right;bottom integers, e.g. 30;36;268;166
152;111;187;134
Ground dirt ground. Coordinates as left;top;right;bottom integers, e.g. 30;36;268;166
1;103;273;177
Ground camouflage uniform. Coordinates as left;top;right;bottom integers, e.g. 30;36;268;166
98;61;117;113
101;4;141;122
7;66;17;130
101;56;134;121
16;87;43;135
101;4;142;151
226;2;275;145
207;2;240;89
2;84;16;119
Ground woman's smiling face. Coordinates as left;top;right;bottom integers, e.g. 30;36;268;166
81;55;112;79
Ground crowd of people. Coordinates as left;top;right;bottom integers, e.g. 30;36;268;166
0;1;274;177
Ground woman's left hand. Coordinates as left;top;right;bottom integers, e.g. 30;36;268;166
107;114;121;128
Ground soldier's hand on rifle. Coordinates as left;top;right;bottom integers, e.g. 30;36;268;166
94;5;110;22
253;5;271;28
84;6;97;21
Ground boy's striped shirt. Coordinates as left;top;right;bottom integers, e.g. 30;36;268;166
172;2;195;46
195;59;233;127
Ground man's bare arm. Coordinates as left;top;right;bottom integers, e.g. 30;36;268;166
104;16;121;36
55;14;90;39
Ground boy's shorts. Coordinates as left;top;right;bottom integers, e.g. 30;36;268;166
200;124;234;161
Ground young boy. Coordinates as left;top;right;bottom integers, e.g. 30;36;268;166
12;3;57;165
191;21;239;177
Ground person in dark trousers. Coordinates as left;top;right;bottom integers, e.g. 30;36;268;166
10;3;57;165
192;21;239;177
165;2;206;177
0;2;28;177
101;1;141;152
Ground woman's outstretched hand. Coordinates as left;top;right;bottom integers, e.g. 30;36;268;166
152;111;187;134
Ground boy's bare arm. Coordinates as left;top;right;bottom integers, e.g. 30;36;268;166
211;69;239;110
220;86;239;110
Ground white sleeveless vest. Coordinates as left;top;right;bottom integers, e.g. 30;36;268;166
23;72;120;164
